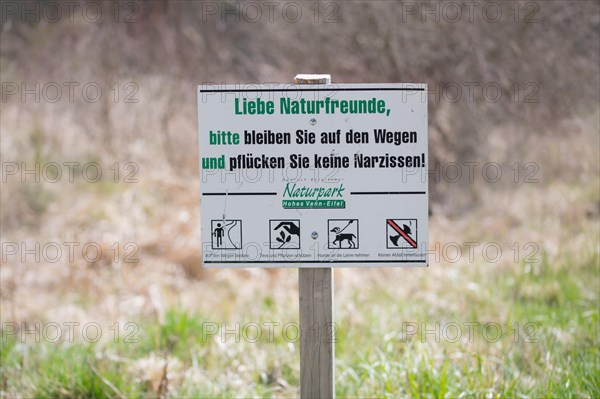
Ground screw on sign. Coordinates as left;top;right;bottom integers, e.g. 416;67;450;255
295;74;335;399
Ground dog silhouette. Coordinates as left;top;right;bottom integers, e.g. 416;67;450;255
330;227;356;248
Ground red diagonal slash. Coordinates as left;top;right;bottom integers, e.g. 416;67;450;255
387;219;417;248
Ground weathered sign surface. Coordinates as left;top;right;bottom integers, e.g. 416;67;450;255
198;83;428;267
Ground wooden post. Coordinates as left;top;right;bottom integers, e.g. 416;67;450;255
296;74;335;399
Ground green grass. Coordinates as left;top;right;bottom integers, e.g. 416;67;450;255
1;221;598;397
1;339;145;398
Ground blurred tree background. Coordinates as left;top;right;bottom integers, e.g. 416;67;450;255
2;0;598;214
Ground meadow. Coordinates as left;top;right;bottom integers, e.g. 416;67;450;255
2;122;598;396
1;1;599;397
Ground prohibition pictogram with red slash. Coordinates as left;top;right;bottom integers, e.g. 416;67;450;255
386;219;417;248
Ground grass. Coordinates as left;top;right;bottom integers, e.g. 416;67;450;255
1;239;598;398
1;177;598;397
1;10;598;396
1;115;598;397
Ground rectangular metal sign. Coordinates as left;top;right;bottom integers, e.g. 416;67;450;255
198;83;428;267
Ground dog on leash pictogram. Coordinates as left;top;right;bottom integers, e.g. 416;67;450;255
328;219;359;249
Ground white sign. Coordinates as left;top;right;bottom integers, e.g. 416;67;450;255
198;83;428;267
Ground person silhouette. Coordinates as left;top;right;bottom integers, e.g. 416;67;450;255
213;223;224;247
213;220;239;248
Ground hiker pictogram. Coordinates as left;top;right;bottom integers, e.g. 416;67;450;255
328;219;359;249
270;220;301;249
386;219;417;249
211;219;242;249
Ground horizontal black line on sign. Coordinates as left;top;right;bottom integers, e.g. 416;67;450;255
203;192;277;196
199;88;425;93
350;191;427;195
204;259;427;264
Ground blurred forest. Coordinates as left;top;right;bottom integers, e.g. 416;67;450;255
1;0;599;218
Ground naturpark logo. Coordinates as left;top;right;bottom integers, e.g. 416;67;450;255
282;182;345;209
